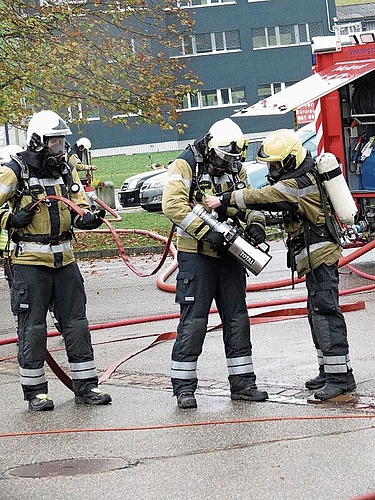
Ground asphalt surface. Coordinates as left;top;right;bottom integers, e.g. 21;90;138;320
1;238;375;500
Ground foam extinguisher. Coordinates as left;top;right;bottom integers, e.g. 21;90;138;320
316;152;358;225
192;204;272;276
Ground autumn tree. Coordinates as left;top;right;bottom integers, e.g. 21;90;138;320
0;0;200;132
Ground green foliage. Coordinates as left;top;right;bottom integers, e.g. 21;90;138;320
0;1;200;130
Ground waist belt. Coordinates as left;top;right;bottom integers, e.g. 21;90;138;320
289;224;331;253
13;231;72;245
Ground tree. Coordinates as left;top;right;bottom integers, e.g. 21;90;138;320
0;0;200;133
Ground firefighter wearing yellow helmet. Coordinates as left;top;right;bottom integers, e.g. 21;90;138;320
0;110;111;411
205;128;357;402
162;118;268;409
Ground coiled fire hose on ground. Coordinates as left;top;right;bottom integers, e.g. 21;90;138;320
0;194;373;390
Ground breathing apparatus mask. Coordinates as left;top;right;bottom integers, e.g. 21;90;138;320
204;118;245;177
206;144;241;176
27;133;68;178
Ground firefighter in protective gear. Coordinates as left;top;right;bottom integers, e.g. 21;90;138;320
162;118;268;409
0;146;23;257
0;110;111;411
206;128;357;402
68;137;97;185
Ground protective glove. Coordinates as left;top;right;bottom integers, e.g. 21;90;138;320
203;230;226;252
245;223;266;245
6;203;37;230
219;192;231;207
73;210;105;230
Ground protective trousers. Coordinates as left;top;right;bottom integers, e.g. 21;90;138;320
171;251;256;396
306;262;354;389
11;262;98;401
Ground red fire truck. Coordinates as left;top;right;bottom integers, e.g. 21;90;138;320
234;31;375;242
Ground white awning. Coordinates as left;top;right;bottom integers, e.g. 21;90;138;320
233;59;375;117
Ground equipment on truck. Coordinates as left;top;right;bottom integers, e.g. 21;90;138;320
192;204;272;276
232;29;375;244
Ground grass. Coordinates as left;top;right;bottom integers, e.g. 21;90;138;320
75;150;178;253
336;0;373;4
92;151;178;189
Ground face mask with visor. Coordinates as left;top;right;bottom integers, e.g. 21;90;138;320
45;136;68;167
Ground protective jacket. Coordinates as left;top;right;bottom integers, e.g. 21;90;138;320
0;153;89;267
162;139;265;255
163;139;266;398
226;155;342;277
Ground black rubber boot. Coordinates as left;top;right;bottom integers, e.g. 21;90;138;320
231;385;268;402
177;392;197;409
314;371;356;401
28;394;54;411
75;388;112;405
305;366;326;390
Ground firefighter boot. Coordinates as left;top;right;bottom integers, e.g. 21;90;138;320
177;392;197;409
231;385;268;402
314;370;357;401
305;365;326;390
28;394;54;411
75;388;112;405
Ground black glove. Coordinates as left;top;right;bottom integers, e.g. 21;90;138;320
219;192;231;207
203;230;226;252
245;223;266;245
6;202;36;230
74;210;105;230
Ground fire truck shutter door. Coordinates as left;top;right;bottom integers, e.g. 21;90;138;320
233;60;375;117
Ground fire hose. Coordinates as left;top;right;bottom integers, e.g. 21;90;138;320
2;194;375;390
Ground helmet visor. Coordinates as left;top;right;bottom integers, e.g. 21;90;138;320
214;144;241;163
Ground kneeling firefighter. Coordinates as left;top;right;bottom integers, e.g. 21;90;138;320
0;110;112;411
162;118;269;409
205;129;357;402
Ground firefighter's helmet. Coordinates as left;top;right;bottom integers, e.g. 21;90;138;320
26;110;72;150
257;129;306;172
76;137;91;151
207;118;244;162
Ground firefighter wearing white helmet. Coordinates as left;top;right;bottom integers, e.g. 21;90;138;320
205;128;357;403
162;118;268;409
0;110;111;411
68;137;97;182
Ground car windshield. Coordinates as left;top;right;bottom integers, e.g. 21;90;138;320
244;140;263;163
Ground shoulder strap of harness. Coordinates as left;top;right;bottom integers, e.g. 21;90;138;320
180;144;203;202
8;155;30;210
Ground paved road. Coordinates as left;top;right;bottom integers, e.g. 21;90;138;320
0;241;375;500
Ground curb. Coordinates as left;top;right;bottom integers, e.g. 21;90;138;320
75;245;166;259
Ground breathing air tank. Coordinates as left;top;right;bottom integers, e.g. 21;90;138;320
316;152;358;225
